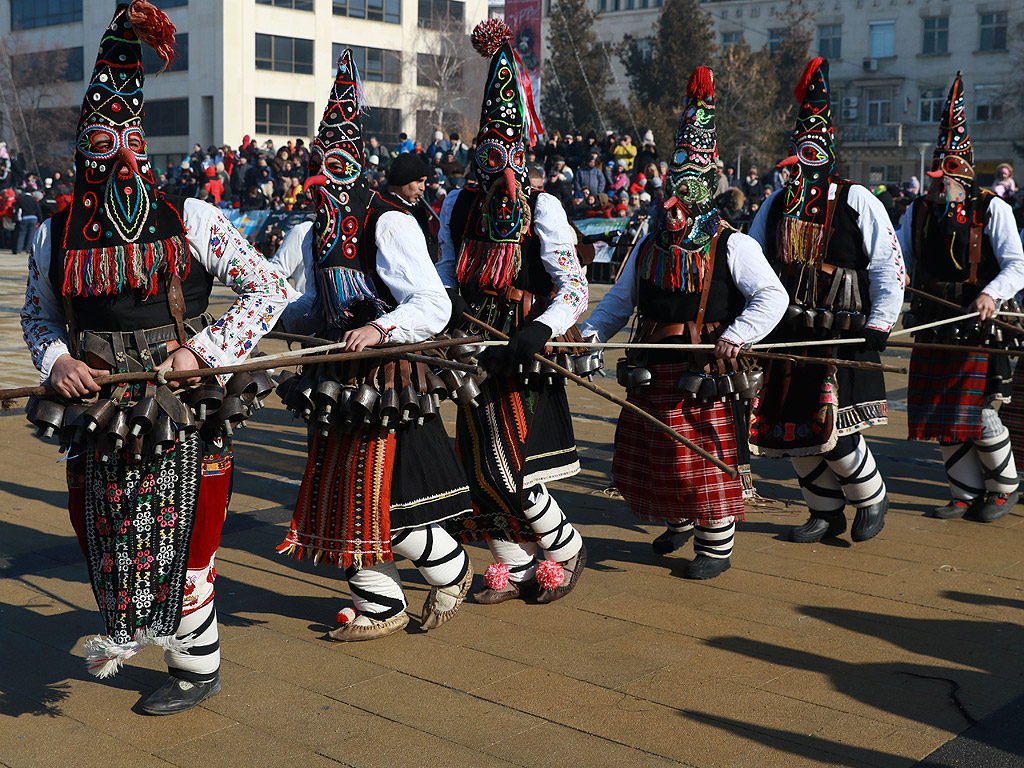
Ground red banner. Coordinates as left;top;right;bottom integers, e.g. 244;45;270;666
503;0;543;137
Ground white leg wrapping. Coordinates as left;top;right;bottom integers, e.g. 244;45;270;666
939;443;985;501
693;517;736;559
975;411;1019;494
391;524;469;588
346;561;407;619
825;435;886;508
487;539;538;582
523;484;583;563
165;568;219;682
791;456;845;513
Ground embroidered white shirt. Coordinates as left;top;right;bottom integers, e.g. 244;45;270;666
20;198;293;382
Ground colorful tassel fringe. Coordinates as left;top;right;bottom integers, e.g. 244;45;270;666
62;234;189;298
316;266;388;328
777;216;827;265
456;239;522;293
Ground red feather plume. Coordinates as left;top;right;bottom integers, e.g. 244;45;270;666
793;57;824;103
472;19;513;58
127;0;177;74
686;66;715;100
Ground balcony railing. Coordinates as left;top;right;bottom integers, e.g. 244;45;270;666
841;123;904;146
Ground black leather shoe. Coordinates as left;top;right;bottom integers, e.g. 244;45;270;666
652;527;693;555
141;674;221;716
685;555;731;580
932;499;976;519
851;497;888;542
970;491;1019;523
790;511;846;543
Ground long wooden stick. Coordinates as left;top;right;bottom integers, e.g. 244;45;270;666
906;285;1024;337
0;337;484;403
746;350;906;374
462;313;738;479
887;340;1024;358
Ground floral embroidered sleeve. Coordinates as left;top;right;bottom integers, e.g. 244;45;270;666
20;220;72;382
531;192;590;336
181;199;293;370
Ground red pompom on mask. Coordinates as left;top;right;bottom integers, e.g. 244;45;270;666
471;19;513;58
127;0;177;73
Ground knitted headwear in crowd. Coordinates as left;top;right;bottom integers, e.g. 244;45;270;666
304;48;397;326
643;66;722;293
63;1;186;298
926;71;975;205
455;19;543;292
776;57;838;264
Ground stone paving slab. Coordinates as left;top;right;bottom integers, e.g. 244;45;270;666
2;263;1024;766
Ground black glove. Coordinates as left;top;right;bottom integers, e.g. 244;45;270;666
862;328;889;352
446;287;469;332
507;321;553;362
478;321;552;375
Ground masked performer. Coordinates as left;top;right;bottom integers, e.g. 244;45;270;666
19;2;290;714
897;72;1024;522
275;50;473;640
748;57;905;544
437;20;590;604
582;68;786;578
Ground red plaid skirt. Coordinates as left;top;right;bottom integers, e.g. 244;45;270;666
1002;362;1024;468
613;364;744;525
907;349;988;442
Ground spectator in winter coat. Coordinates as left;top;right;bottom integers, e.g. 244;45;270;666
426;130;449;159
636;131;658;172
992;164;1017;200
574;152;606;197
741;166;764;201
12;189;42;254
611;134;638;170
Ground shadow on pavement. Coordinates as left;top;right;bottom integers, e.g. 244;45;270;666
697;603;1024;766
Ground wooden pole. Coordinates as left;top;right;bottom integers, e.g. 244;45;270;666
0;337;484;403
462;313;738;479
886;340;1024;358
905;285;1024;337
743;349;906;374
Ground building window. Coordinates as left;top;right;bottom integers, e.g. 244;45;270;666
635;38;653;63
334;43;401;84
418;0;465;30
978;12;1007;52
10;0;82;30
767;29;783;56
143;98;190;137
866;88;892;125
919;87;945;123
11;47;84;85
255;0;314;9
255;34;314;74
142;33;189;73
818;24;841;59
721;31;743;49
869;21;895;58
333;0;401;23
255;98;311;136
975;85;1003;122
417;52;462;88
362;107;402;146
921;16;948;54
151;0;188;7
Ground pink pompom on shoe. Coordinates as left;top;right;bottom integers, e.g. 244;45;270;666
336;607;356;625
535;560;565;590
483;563;511;590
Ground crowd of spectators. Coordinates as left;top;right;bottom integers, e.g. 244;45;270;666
2;128;1024;259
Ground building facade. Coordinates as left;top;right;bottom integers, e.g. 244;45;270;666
554;0;1022;185
1;0;487;171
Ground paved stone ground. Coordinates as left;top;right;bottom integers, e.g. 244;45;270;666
2;251;1023;767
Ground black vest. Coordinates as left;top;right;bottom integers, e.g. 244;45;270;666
448;187;550;299
636;228;744;324
48;196;213;332
911;191;998;288
765;182;866;271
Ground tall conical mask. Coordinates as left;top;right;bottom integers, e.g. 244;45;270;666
662;66;719;244
781;57;836;223
306;48;372;268
926;71;974;206
64;1;182;297
470;19;541;244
